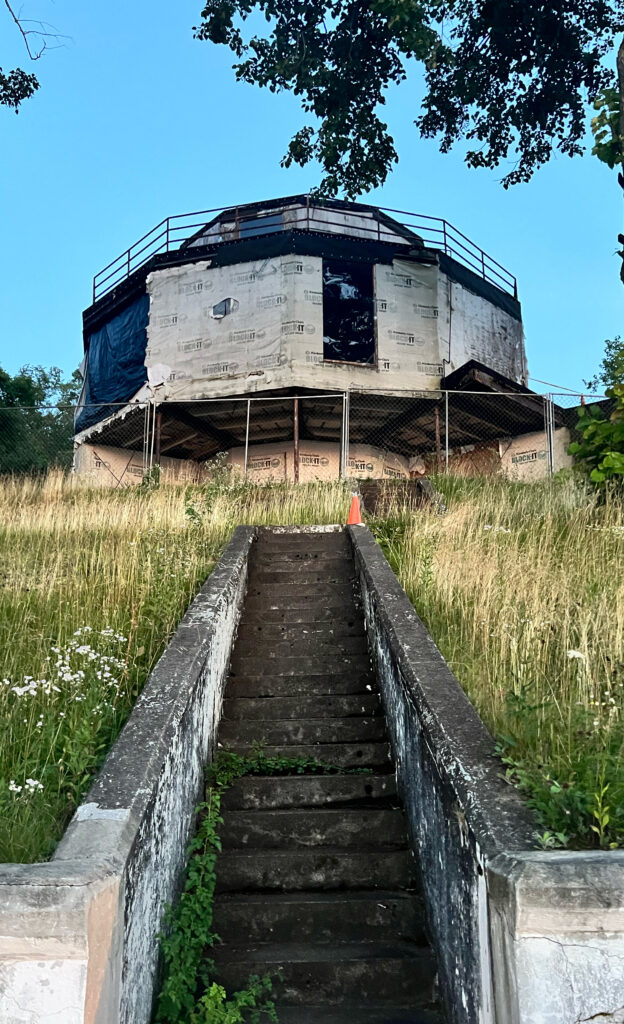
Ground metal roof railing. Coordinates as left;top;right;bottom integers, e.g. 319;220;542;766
92;198;518;304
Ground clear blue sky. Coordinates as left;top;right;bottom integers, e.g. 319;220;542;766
1;0;621;394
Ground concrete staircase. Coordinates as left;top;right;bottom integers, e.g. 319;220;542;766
212;529;444;1023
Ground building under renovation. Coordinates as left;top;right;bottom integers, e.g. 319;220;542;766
74;195;571;485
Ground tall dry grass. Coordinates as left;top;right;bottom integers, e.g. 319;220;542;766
0;472;350;862
374;474;624;847
2;469;622;857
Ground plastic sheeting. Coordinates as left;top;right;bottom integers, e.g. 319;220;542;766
144;252;524;399
374;260;442;385
75;295;149;432
145;257;325;397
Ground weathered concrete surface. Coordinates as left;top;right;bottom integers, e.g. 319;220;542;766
0;526;255;1024
349;525;624;1024
488;850;624;1024
213;526;444;1021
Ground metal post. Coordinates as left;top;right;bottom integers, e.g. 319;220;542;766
143;403;150;472
444;390;449;472
434;405;442;473
153;408;162;465
544;394;555;476
293;397;300;484
148;401;157;473
244;399;250;479
340;392;350;480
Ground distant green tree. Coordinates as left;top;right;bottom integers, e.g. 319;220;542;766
0;364;81;474
584;336;624;392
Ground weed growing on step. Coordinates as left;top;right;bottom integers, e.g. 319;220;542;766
155;751;368;1024
372;474;624;848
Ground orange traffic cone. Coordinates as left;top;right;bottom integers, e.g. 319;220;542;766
347;493;363;525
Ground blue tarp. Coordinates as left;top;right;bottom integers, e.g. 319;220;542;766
75;294;149;432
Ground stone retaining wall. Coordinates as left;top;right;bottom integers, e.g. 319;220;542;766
349;525;624;1024
0;526;255;1024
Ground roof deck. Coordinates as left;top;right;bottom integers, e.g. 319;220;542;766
92;195;518;305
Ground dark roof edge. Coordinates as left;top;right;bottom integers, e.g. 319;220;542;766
82;230;430;341
439;252;521;322
442;359;534;394
82;232;521;345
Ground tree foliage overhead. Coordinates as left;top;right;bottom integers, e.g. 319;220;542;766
0;65;38;111
195;0;623;196
1;0;66;113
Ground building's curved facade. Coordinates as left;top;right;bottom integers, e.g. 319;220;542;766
74;196;546;485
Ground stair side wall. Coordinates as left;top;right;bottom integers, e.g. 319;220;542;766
348;526;624;1024
0;526;255;1024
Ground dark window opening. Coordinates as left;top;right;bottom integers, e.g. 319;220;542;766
211;297;239;319
239;213;284;238
322;259;375;364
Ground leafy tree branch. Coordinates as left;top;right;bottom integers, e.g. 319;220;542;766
195;0;623;196
1;1;67;112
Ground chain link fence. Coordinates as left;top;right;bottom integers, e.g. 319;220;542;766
0;390;609;484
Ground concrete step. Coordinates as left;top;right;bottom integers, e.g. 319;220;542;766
222;694;381;720
225;674;376;697
238;621;366;640
222;774;398;811
241;605;361;624
222;742;392;770
219;717;386;746
212;891;426;945
251;555;352;572
219;808;407;849
249;570;356;587
271;1005;444;1024
254;532;348;551
229;654;371;677
215;849;414;893
213;941;436;1006
233;636;369;658
245;583;357;605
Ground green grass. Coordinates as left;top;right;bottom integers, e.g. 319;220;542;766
0;472;350;862
1;469;622;860
373;473;624;849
